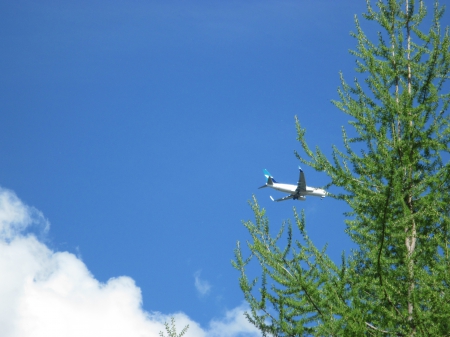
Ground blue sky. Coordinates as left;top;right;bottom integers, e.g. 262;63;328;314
1;1;448;336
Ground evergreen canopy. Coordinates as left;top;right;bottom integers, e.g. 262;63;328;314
233;0;450;335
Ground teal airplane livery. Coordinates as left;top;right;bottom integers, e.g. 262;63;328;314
259;167;327;202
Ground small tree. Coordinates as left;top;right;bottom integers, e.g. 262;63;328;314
233;0;450;335
159;317;189;337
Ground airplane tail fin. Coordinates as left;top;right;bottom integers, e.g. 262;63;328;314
259;169;276;189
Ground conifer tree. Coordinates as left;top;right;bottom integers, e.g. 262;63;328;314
159;317;189;337
233;0;450;335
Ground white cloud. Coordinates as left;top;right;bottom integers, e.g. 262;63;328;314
208;304;262;337
0;187;261;337
0;187;49;241
194;270;211;296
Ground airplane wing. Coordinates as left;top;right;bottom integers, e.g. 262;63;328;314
270;195;294;202
296;167;307;193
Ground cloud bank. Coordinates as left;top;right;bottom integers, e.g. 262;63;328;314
0;187;260;337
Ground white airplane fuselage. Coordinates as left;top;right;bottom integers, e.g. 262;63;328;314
259;168;327;202
271;183;326;197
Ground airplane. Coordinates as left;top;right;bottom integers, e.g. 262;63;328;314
258;167;327;202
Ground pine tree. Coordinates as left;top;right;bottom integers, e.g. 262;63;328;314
159;317;189;337
233;0;450;335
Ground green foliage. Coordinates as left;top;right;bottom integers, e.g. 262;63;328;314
159;317;189;337
233;0;450;335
